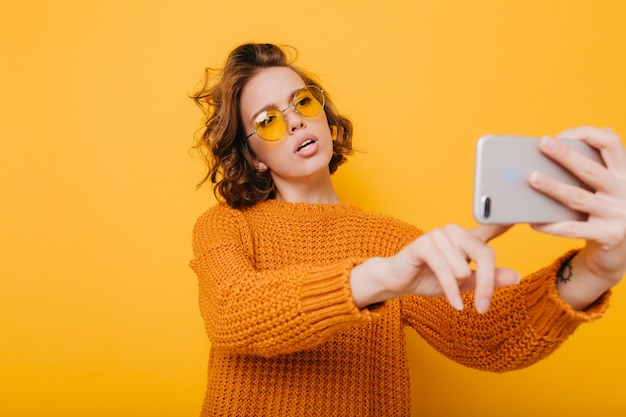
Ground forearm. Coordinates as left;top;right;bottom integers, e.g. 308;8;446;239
402;255;609;372
556;250;613;311
194;253;376;356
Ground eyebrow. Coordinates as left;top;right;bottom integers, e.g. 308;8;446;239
249;86;305;124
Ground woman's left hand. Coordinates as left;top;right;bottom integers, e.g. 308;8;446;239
529;126;626;309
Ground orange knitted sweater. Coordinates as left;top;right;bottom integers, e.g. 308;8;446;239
190;200;609;417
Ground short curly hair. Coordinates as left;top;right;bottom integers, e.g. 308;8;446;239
191;43;353;208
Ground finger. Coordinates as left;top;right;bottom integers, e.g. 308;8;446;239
528;169;601;216
469;224;513;243
532;218;626;251
413;236;464;311
445;227;498;314
493;267;521;288
530;221;585;239
467;240;496;314
430;227;473;279
458;267;521;292
556;126;626;178
538;136;612;194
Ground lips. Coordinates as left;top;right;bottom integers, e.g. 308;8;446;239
294;135;318;153
297;139;315;151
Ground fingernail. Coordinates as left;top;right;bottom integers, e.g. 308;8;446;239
476;298;490;314
513;271;521;285
451;296;464;311
529;170;542;185
541;136;557;150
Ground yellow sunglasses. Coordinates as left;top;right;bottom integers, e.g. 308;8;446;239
244;85;325;141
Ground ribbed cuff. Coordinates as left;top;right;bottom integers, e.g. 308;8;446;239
300;259;383;329
524;250;611;341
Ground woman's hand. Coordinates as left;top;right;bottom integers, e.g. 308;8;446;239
350;224;519;313
529;126;626;309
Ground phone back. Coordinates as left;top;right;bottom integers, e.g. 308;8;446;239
473;135;603;224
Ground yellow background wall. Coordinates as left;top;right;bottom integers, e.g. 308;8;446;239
2;1;625;416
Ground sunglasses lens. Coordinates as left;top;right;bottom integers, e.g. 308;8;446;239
294;87;324;117
254;109;286;141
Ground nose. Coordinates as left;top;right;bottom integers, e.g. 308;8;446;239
284;106;305;134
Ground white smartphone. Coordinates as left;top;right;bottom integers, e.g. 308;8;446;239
473;134;603;224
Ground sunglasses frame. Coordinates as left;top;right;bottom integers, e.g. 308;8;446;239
243;85;325;141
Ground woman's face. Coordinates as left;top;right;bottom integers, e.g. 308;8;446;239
239;66;334;191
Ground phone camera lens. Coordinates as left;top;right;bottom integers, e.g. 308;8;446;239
483;197;491;218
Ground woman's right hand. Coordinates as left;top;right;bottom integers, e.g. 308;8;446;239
350;224;520;313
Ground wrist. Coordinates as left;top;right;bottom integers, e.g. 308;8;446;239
556;252;612;311
350;257;392;309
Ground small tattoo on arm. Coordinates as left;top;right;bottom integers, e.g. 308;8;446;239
557;260;574;284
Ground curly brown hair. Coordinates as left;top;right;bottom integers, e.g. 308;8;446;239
191;43;354;208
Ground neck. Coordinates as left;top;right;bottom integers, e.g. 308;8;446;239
272;172;340;204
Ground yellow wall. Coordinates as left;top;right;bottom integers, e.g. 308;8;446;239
2;1;625;416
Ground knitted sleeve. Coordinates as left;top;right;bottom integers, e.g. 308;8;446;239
189;205;376;357
401;250;610;372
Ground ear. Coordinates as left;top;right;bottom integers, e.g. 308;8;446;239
254;160;268;172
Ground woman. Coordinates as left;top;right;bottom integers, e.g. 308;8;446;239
190;43;626;416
